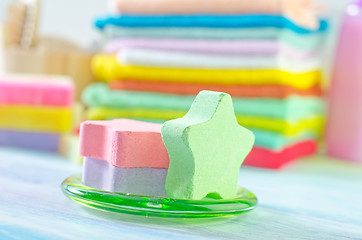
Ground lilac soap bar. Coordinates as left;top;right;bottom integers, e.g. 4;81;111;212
82;157;168;197
0;129;60;152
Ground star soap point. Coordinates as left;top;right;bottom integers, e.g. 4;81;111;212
161;90;255;200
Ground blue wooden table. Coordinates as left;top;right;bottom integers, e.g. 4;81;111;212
1;147;361;240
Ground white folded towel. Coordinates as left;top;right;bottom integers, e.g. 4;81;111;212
117;48;321;73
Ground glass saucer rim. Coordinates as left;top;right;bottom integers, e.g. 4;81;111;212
61;174;257;218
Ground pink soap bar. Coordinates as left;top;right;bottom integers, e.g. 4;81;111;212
0;75;74;107
79;119;169;168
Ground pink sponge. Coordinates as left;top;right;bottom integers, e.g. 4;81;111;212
79;119;169;168
0;74;74;107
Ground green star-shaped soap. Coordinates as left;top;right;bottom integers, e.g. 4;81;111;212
161;90;255;200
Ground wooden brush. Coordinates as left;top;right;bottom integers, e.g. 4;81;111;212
3;0;40;49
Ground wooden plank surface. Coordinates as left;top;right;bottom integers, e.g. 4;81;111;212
0;147;361;240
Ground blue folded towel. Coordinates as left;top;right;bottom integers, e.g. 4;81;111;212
95;14;328;34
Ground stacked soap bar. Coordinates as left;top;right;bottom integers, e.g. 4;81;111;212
84;0;327;169
80;119;169;196
0;75;74;152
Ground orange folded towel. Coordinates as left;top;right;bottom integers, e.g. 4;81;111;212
109;80;322;99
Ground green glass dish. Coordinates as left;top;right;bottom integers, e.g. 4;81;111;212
61;174;257;218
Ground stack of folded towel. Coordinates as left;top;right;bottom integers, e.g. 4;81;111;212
84;0;328;169
0;75;74;152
